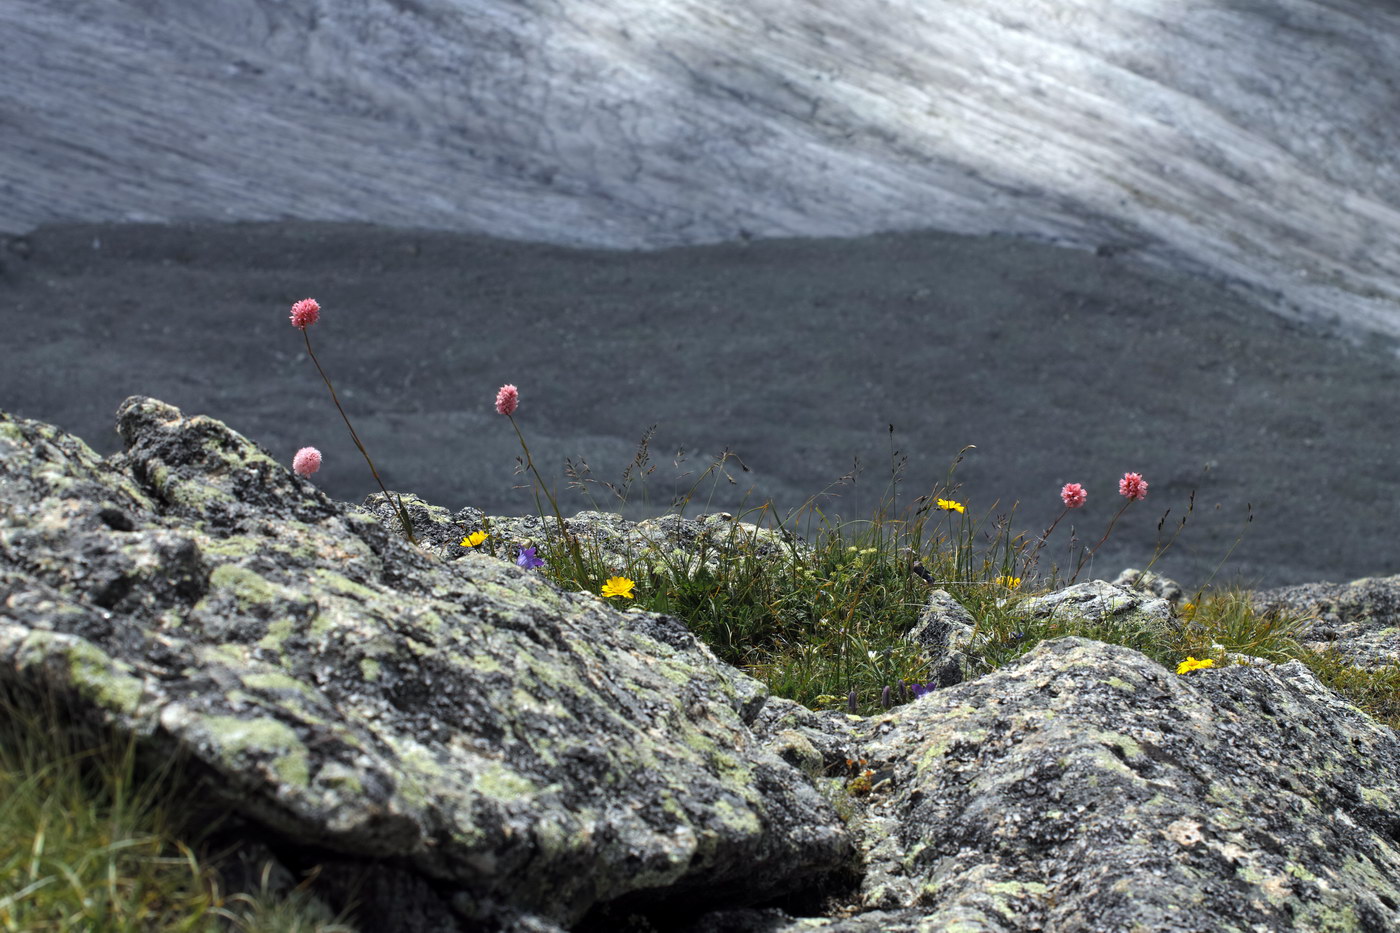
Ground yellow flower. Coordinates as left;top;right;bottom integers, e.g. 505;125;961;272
1176;656;1216;675
601;576;636;599
459;530;488;548
995;575;1022;589
1181;601;1197;620
936;498;965;514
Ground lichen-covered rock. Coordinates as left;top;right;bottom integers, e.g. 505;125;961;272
0;398;852;929
1112;567;1185;606
1252;574;1400;671
1011;579;1180;644
902;589;983;689
694;638;1400;932
379;502;812;583
750;696;866;781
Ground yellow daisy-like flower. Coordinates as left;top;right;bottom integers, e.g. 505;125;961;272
995;575;1022;589
600;576;636;599
460;530;488;548
936;498;965;514
1176;656;1216;675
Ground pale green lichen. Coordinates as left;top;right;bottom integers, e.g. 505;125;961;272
310;568;381;602
241;671;316;698
207;564;281;610
1097;731;1143;760
58;636;146;715
1357;785;1393;809
150;461;236;512
258;617;298;652
1285;861;1318;882
203;715;311;788
469;653;505;675
200;643;251;667
387;737;444;810
986;880;1050;897
200;535;268;560
710;794;762;836
916;722;988;774
315;762;365;796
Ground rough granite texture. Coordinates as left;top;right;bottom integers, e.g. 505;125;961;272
2;399;1399;932
769;638;1400;932
0;398;852;929
1252;576;1400;673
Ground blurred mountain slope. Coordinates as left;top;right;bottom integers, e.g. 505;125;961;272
3;0;1400;336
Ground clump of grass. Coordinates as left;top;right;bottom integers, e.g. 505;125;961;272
0;680;353;932
1292;650;1400;731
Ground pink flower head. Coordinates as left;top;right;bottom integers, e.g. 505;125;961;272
292;446;322;477
495;384;519;416
1060;482;1087;509
1119;472;1148;501
290;298;321;329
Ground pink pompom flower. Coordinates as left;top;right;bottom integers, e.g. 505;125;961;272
1060;483;1087;509
292;446;322;477
495;384;519;416
1119;472;1148;501
290;298;321;329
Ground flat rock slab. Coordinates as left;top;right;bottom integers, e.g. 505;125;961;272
0;398;852;928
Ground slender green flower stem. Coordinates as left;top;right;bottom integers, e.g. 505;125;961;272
302;330;418;546
507;414;586;577
1070;499;1133;584
1021;506;1071;579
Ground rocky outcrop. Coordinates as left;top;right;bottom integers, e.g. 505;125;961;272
2;399;1399;931
1252;576;1400;672
743;639;1400;931
0;397;853;929
4;1;1400;337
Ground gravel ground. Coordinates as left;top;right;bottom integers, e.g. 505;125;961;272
4;220;1398;590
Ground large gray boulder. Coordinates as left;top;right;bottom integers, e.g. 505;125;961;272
739;637;1400;932
4;0;1400;337
0;397;854;929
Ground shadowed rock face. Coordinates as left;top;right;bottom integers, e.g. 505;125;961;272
4;0;1400;336
3;400;1400;931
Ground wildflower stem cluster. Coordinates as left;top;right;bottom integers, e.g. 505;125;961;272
289;298;418;546
272;295;1395;729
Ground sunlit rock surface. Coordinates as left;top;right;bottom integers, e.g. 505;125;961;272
3;0;1399;336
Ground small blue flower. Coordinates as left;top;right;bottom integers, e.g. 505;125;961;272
516;546;544;569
